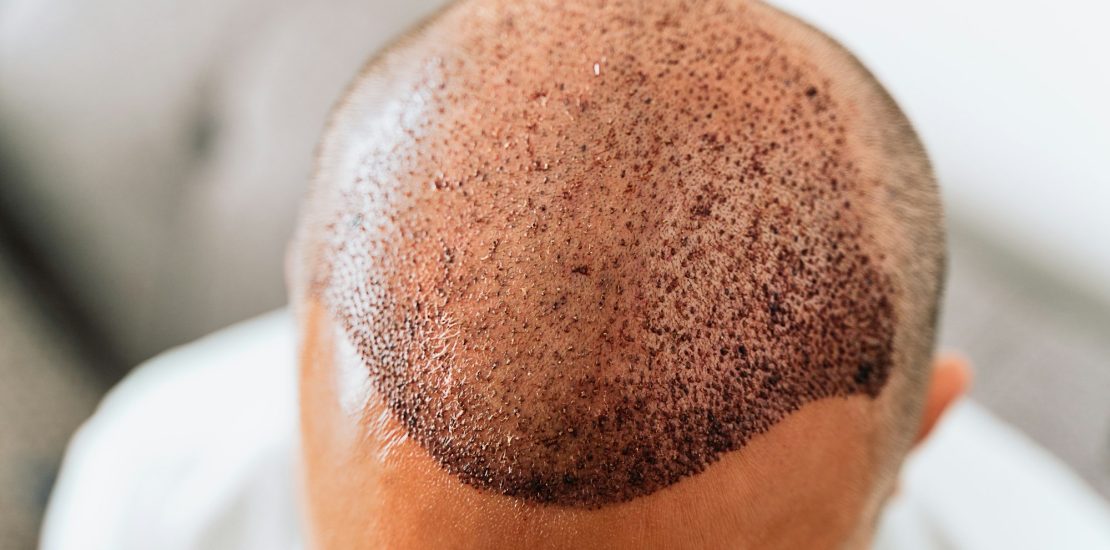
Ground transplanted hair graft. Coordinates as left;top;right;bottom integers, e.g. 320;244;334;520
294;0;944;508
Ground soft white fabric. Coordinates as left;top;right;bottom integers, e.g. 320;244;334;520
40;311;303;550
41;311;1110;550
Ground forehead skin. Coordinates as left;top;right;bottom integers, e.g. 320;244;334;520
308;0;906;507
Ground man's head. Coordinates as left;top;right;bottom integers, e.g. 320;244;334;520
290;0;966;548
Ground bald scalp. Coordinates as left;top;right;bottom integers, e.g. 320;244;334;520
299;0;943;507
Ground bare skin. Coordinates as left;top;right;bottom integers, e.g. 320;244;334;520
292;0;967;548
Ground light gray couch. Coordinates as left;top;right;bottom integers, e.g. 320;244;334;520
0;0;450;364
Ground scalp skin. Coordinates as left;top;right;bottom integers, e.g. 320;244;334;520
306;0;923;507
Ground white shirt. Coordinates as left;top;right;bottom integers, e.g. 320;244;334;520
41;311;1110;550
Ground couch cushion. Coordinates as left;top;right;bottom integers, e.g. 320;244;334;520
0;0;450;363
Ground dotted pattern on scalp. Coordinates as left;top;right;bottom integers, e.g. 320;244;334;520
317;0;897;507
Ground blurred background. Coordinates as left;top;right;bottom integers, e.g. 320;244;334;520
0;0;1107;548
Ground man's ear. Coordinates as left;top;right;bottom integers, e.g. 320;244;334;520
913;354;972;447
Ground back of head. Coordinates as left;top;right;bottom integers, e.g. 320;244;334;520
292;0;944;547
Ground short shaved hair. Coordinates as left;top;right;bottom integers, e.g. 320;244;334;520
293;0;944;507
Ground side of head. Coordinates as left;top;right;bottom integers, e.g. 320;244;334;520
289;1;949;548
